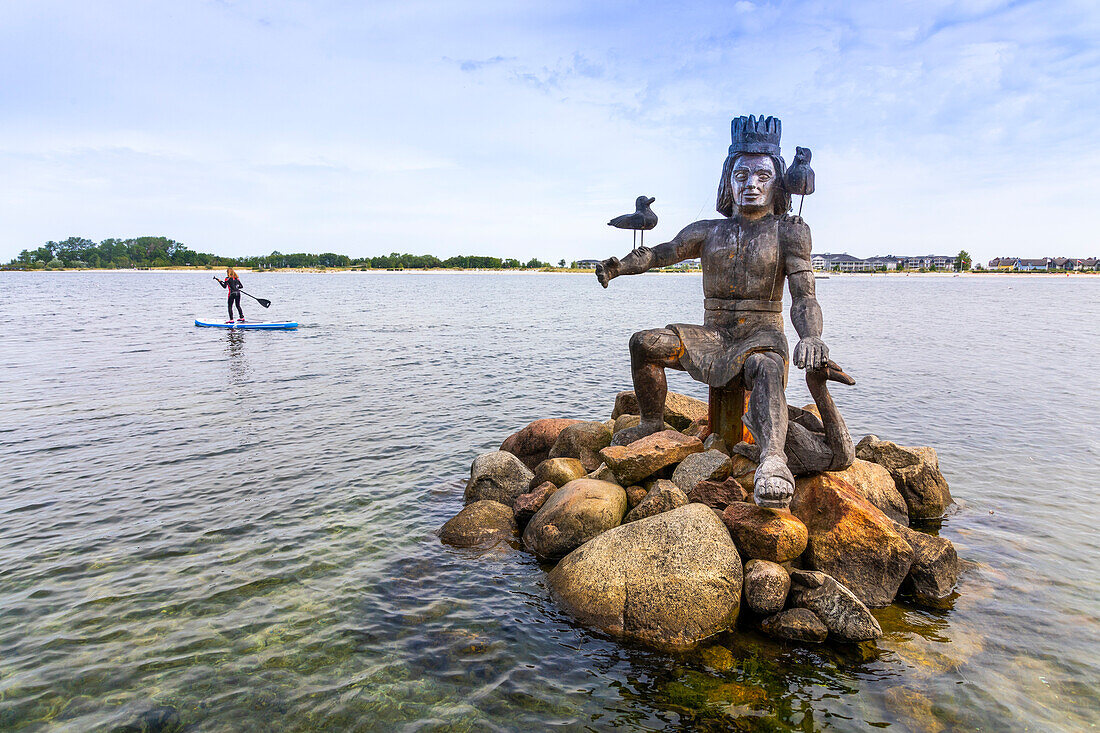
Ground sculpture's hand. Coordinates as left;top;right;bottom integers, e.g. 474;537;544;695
596;257;620;288
794;336;829;370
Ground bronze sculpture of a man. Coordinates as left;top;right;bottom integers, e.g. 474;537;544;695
596;115;832;509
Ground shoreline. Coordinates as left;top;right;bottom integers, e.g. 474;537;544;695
1;267;1096;278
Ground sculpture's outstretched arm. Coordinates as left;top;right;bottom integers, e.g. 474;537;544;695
782;216;827;369
597;220;709;287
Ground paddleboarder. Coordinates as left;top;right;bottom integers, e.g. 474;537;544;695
217;268;245;323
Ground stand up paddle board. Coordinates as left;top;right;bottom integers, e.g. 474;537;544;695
195;319;298;330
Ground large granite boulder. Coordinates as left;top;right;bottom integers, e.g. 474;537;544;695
440;500;517;547
610;390;708;431
531;457;587;488
623;479;688;523
790;474;915;607
546;504;743;650
894;523;960;606
722;503;808;564
742;559;790;615
599;430;704;485
465;451;535;506
500;418;584;470
688;477;748;510
513;481;560;527
788;570;882;642
549;422;613;472
856;435;953;519
761;608;828;643
813;459;909;525
522;479;627;560
671;450;732;495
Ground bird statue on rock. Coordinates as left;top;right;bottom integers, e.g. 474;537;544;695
608;196;658;251
784;147;815;216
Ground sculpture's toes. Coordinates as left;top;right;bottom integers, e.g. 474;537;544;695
754;455;795;509
611;422;661;446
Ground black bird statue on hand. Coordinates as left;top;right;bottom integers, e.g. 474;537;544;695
785;147;815;216
608;196;658;251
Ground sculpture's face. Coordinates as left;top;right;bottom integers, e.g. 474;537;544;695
730;154;776;214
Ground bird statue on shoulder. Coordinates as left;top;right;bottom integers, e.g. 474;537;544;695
608;196;658;251
785;146;815;215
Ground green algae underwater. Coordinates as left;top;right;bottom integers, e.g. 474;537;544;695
0;271;1097;731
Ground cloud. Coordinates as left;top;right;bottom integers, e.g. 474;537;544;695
0;0;1098;262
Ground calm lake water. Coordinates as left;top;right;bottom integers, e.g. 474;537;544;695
0;270;1098;732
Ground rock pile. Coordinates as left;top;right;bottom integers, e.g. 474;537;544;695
440;389;961;651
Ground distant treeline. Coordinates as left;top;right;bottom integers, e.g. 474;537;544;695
3;236;564;271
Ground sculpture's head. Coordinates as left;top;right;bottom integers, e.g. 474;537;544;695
636;195;655;209
716;115;791;217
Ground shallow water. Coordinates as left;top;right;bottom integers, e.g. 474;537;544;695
0;270;1097;732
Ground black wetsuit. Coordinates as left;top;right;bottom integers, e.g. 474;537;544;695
222;277;244;319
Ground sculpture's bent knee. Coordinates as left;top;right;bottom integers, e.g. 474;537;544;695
744;351;784;388
629;329;679;361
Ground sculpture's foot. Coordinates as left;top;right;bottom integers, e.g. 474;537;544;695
754;455;795;509
611;420;663;446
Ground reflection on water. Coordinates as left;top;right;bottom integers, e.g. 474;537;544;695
225;330;251;384
0;271;1097;731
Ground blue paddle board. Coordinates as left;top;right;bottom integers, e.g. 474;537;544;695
195;319;298;330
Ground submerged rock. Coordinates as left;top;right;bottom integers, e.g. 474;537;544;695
814;459;909;525
688;476;748;510
788;570;882;642
599;430;704;485
522;479;626;560
513;481;559;527
547;503;742;650
760;608;828;643
531;457;587;488
500;418;584;470
856;435;953;519
671;449;732;495
624;479;688;523
465;451;535;506
742;559;790;615
894;523;960;605
110;705;181;733
722;503;808;564
549;421;613;472
440;500;517;547
790;474;915;608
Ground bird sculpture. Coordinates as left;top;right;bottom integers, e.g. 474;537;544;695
784;147;815;216
608;196;658;251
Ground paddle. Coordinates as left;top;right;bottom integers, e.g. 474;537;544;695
214;277;272;308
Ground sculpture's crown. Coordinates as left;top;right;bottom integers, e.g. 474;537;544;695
729;115;782;157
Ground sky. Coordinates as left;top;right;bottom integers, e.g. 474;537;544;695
1;0;1098;264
